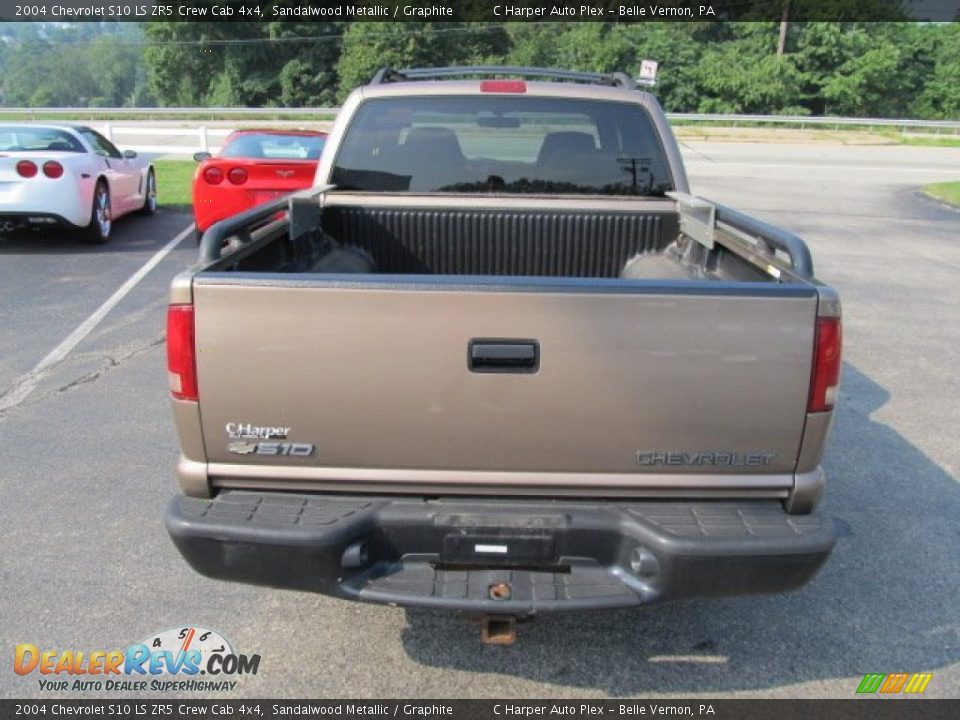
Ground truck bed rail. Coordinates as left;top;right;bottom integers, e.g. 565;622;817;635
712;202;815;278
200;191;815;280
199;187;330;263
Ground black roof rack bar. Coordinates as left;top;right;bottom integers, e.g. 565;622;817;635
370;66;637;90
369;67;409;85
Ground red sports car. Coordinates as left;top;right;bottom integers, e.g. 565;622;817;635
192;129;327;241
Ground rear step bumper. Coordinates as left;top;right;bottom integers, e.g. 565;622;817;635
166;492;836;614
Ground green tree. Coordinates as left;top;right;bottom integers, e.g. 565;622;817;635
143;23;223;106
336;22;508;99
820;43;902;116
696;23;807;114
502;23;569;68
791;23;940;117
2;42;100;107
913;23;960;119
268;20;342;107
144;17;342;107
551;23;635;73
604;23;715;112
86;36;141;106
2;17;951;120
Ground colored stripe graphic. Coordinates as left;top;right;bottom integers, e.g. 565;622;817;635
880;673;909;693
857;672;932;694
857;674;885;693
904;673;933;694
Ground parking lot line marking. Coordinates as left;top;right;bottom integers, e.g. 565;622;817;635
647;655;728;664
0;224;194;417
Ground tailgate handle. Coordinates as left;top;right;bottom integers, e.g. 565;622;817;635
468;340;539;374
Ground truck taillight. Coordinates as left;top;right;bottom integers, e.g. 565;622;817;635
808;316;841;413
167;305;198;401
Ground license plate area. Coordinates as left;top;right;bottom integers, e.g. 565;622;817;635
440;533;557;567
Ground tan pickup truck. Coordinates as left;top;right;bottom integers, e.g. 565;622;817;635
165;67;841;635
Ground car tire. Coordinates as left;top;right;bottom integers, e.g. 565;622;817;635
140;169;158;215
82;181;111;244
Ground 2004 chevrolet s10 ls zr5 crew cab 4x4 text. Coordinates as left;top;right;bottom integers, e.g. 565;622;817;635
164;67;842;640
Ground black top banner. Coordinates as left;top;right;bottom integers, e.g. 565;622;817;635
0;0;958;23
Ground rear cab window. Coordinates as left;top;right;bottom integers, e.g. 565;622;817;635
331;96;675;196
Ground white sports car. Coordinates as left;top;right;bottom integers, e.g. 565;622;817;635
0;123;157;243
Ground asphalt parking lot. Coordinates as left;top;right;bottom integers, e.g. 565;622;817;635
1;142;959;699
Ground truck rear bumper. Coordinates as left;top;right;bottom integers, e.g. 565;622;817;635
166;492;835;615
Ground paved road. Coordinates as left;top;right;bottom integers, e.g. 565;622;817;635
1;143;958;699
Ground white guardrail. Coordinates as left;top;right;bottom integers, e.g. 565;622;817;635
2;108;958;155
670;113;960;131
98;125;238;154
1;107;342;118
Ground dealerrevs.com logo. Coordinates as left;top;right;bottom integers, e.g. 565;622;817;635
14;626;261;692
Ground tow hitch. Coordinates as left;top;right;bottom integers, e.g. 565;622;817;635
480;615;517;645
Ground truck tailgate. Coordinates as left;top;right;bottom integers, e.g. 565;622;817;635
192;277;818;492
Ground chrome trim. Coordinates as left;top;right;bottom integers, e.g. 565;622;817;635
785;467;826;515
177;456;210;498
212;476;788;500
207;463;793;496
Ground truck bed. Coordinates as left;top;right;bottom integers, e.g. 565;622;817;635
173;192;825;501
212;195;775;284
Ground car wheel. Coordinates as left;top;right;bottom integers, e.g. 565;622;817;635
82;181;111;244
140;169;158;215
